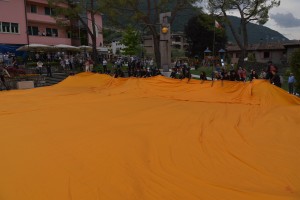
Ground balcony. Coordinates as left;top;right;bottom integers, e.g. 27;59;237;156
27;13;70;27
27;0;49;4
29;35;72;46
27;0;68;8
27;13;57;24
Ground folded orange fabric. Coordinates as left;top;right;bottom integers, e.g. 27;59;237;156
0;73;299;200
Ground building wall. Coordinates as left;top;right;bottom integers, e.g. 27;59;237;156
229;50;285;65
0;0;27;45
254;50;285;64
111;41;125;55
143;35;154;57
26;1;71;45
0;0;103;47
87;12;103;47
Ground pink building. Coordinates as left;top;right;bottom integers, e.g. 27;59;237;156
0;0;103;51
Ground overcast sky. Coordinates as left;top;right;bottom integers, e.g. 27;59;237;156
266;0;300;40
199;0;300;40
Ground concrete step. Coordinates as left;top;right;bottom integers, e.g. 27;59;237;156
45;73;69;86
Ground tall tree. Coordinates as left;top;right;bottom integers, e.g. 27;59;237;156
208;0;280;67
121;26;142;56
184;13;227;59
48;0;101;65
99;0;200;68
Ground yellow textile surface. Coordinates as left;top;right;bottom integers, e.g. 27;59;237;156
0;73;300;200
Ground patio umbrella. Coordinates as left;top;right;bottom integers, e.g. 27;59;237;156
79;45;92;52
16;44;53;51
54;44;79;51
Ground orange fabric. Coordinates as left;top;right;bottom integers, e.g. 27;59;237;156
0;73;300;200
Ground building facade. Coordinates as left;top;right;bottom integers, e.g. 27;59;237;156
226;42;287;65
0;0;103;52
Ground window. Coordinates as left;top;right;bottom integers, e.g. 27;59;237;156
2;22;10;33
30;5;37;13
46;28;58;37
44;7;55;15
11;23;19;33
28;26;39;36
0;22;19;34
67;31;72;38
263;51;270;58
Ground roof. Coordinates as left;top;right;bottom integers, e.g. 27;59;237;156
226;42;286;52
283;40;300;47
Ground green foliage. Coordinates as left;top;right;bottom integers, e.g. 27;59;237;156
190;66;213;76
103;28;122;44
121;26;141;56
247;53;256;62
208;0;280;67
171;49;186;58
184;13;227;58
290;49;300;93
99;0;201;68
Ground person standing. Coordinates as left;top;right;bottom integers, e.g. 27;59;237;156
250;70;259;81
84;60;90;72
46;62;52;77
36;60;43;75
102;59;108;74
241;68;247;82
0;64;11;90
288;73;296;94
270;70;281;88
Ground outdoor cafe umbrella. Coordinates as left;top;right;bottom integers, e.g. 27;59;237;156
16;44;53;51
79;45;92;52
53;44;79;51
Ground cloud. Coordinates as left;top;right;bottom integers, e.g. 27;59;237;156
270;12;300;28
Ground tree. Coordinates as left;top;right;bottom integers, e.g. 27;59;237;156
121;26;142;56
208;0;280;67
99;0;200;68
184;13;227;59
48;0;101;65
290;49;300;94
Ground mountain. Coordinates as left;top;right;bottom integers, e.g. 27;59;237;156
164;11;289;44
103;5;289;44
225;16;289;44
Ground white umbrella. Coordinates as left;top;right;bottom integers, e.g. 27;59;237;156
54;44;79;51
16;44;53;51
79;45;92;52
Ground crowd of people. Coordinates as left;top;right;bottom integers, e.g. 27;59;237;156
168;60;297;94
0;54;298;95
107;57;161;78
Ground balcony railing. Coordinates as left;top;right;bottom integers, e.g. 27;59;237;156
27;13;57;24
29;35;72;46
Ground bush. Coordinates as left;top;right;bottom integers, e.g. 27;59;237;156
290;49;300;94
